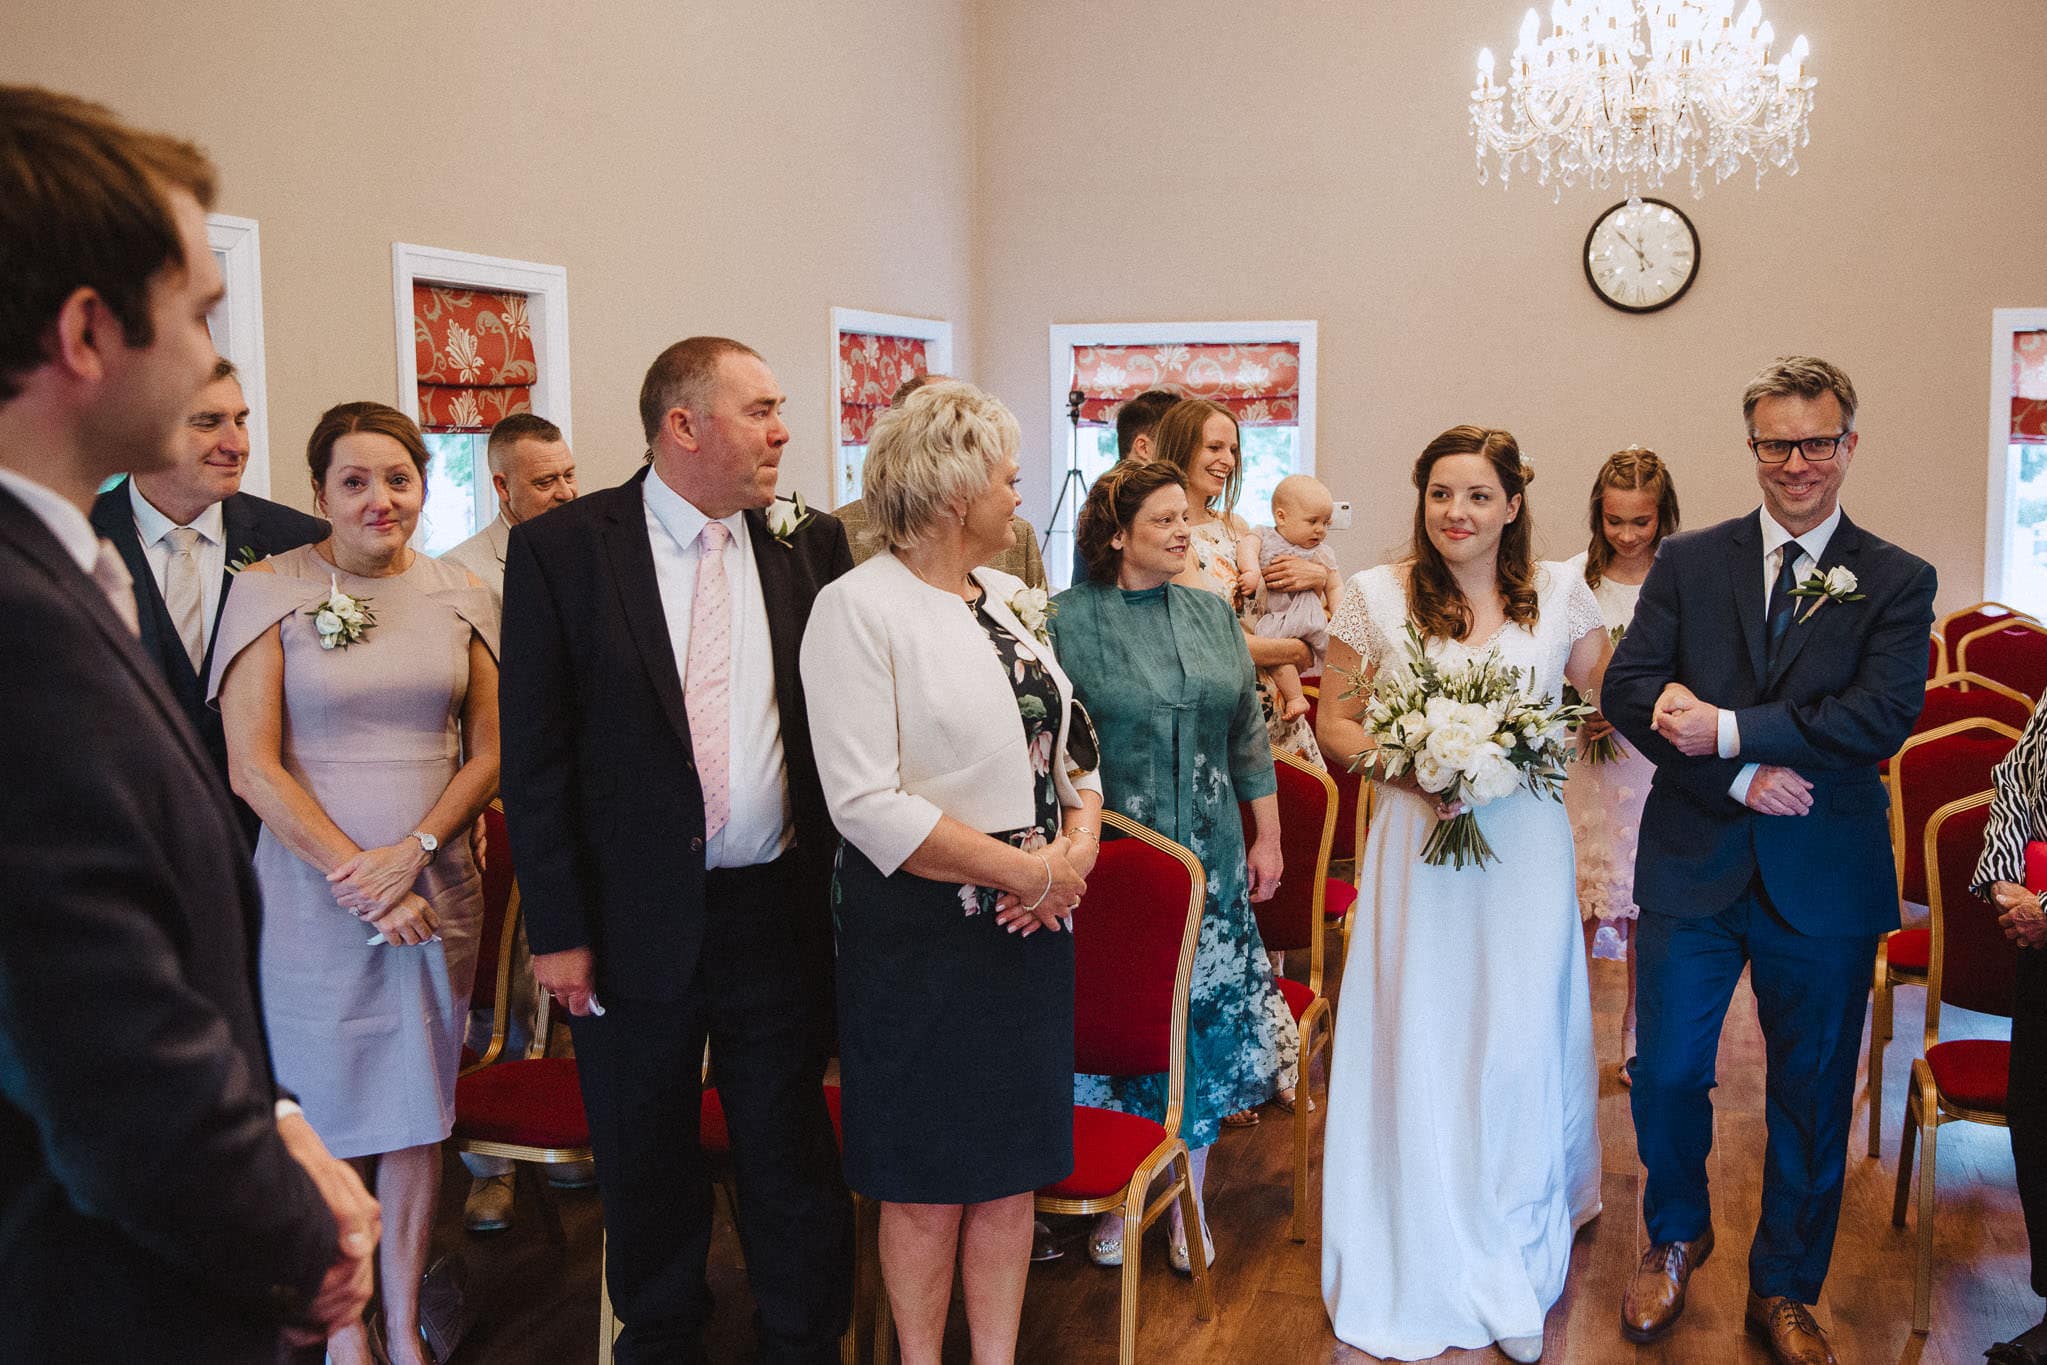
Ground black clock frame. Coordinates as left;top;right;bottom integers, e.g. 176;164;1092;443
1583;197;1701;314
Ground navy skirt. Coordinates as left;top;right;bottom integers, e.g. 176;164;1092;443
834;840;1075;1204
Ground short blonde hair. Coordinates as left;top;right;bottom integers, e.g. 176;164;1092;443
862;381;1019;552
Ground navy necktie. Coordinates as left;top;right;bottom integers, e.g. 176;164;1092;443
1765;542;1804;662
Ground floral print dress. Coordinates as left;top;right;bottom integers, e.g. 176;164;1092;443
1050;579;1296;1150
830;588;1075;1205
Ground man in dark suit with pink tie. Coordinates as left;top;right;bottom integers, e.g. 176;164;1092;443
499;336;854;1363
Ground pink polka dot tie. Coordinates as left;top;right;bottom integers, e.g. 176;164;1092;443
686;520;732;842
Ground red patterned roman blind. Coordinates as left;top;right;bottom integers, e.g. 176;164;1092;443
838;332;929;444
1070;341;1301;426
2016;330;2047;444
414;284;537;432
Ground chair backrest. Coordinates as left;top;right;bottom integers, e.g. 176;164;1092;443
1916;673;2036;737
470;798;536;1067
1929;630;1946;679
1072;812;1205;1136
1940;601;2034;656
1241;748;1335;994
1956;619;2047;699
1891;718;2022;904
1922;793;2018;1038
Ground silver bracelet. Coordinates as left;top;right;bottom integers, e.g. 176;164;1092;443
1022;853;1054;912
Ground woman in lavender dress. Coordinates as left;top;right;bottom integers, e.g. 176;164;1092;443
214;402;498;1365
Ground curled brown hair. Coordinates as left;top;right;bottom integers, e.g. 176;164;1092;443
1406;425;1537;642
307;401;429;491
1152;399;1242;520
1584;446;1680;588
1076;460;1187;584
0;85;218;401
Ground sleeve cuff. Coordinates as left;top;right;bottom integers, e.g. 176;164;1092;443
1728;763;1760;806
274;1098;304;1121
1716;706;1740;760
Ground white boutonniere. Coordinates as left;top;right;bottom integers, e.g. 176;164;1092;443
307;574;376;650
765;492;811;546
1006;585;1055;645
1787;565;1865;624
226;545;261;575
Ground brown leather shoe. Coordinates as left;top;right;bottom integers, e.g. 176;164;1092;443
1744;1293;1838;1365
1620;1226;1714;1343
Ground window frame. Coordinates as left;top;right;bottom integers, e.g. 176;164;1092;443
392;243;572;544
1986;307;2047;605
1043;319;1319;579
205;213;272;498
828;307;954;505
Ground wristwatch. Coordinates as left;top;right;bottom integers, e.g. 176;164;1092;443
408;830;439;859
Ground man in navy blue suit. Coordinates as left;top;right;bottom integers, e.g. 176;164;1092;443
1605;357;1935;1365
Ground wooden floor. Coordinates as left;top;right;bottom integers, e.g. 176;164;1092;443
434;944;2040;1363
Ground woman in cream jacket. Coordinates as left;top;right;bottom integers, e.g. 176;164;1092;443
801;382;1101;1365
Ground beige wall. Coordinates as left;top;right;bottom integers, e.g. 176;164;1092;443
973;0;2047;610
0;0;977;511
7;1;2043;610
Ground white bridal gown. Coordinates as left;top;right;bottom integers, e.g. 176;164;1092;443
1321;563;1605;1359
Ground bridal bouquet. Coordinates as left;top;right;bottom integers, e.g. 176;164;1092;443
1565;625;1627;764
1349;623;1592;869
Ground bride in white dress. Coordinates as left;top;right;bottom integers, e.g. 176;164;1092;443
1316;427;1611;1362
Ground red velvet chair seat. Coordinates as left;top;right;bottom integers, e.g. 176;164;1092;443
1322;880;1358;922
1925;1038;2011;1113
1888;927;1930;974
454;1057;589;1148
1275;976;1314;1022
1040;1106;1168;1200
700;1083;843;1157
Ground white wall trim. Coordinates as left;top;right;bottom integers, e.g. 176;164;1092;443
1988;308;2047;604
828;307;954;505
1043;319;1319;570
206;214;270;497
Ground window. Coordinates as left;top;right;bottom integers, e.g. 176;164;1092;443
1044;322;1317;588
1987;311;2047;612
829;308;953;505
392;244;571;556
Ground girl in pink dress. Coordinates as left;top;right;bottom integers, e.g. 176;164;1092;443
1561;447;1681;1086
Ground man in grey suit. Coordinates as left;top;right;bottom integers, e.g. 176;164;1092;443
442;411;577;606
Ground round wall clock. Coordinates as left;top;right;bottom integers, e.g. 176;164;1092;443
1583;197;1700;313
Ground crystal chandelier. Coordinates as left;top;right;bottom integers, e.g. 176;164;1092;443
1469;0;1815;197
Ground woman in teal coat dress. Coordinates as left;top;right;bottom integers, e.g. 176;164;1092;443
1050;460;1291;1276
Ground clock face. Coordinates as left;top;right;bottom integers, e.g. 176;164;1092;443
1584;198;1700;313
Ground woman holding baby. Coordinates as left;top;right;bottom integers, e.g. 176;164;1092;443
1154;398;1337;766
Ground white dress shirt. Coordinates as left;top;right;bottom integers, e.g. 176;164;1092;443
128;479;227;641
1720;503;1844;804
0;467;99;573
643;469;790;868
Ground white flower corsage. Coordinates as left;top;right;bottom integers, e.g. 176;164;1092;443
307;574;376;650
1787;565;1865;623
765;492;811;545
1006;585;1055;645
